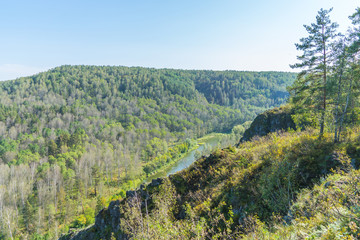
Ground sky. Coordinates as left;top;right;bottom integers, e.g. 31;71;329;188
0;0;359;81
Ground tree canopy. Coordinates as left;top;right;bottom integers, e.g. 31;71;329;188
0;65;295;238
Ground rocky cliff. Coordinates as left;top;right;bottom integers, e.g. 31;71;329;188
59;178;164;240
239;106;295;143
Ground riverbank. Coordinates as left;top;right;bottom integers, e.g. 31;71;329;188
61;131;239;233
143;132;231;184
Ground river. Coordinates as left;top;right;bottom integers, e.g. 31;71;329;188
144;134;225;183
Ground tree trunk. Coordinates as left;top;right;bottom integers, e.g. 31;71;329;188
334;50;346;142
320;26;327;136
338;75;354;141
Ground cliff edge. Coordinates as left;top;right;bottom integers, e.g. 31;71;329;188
239;106;295;143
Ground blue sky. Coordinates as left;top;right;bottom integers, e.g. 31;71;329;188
0;0;359;80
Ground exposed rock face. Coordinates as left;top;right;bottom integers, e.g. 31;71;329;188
95;200;122;237
239;106;295;143
59;199;126;240
59;226;97;240
59;178;165;240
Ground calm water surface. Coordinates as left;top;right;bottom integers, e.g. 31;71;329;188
144;135;223;183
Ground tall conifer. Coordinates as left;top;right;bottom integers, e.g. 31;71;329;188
291;8;339;135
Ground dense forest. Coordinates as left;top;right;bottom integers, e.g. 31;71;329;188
0;65;295;239
62;7;360;240
3;5;359;239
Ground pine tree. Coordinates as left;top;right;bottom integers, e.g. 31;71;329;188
290;8;339;135
333;8;360;142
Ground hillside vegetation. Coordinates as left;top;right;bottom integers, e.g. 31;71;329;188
0;66;295;239
62;126;360;239
63;7;360;240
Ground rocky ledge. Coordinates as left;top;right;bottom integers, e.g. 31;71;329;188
239;106;296;143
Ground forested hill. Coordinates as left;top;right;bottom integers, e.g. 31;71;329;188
0;65;295;239
1;65;295;109
193;70;292;108
0;65;296;143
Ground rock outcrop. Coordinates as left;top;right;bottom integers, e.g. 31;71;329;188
239;106;295;143
59;199;125;240
60;178;165;240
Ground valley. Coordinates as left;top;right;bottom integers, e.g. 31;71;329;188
60;7;360;239
0;66;295;239
144;132;230;184
1;1;359;240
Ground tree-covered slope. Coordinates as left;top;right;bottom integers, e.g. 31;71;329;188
62;7;360;239
193;71;293;108
0;65;295;239
0;66;296;139
65;125;360;239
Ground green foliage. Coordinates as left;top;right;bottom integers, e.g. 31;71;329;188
290;8;339;135
12;149;40;165
71;215;87;228
114;127;360;239
143;140;191;176
241;167;360;239
0;137;17;158
289;7;360;139
121;179;210;239
0;53;295;238
51;7;360;240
